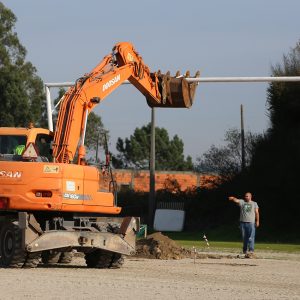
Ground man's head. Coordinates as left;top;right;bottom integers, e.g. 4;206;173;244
244;192;252;202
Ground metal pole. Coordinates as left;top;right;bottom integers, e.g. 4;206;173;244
44;82;75;87
45;76;300;89
95;132;100;163
45;86;53;132
148;107;156;227
240;104;245;171
81;108;89;146
185;76;300;83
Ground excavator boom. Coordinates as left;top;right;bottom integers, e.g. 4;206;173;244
53;42;199;164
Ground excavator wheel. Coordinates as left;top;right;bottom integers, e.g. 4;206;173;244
85;249;112;268
0;221;41;268
85;249;124;269
85;222;124;268
0;221;25;268
58;251;74;264
41;250;74;265
110;253;124;268
41;250;61;264
23;252;42;268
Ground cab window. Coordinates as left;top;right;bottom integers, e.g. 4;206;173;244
0;135;27;155
35;134;53;162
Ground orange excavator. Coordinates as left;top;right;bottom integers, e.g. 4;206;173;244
0;42;198;268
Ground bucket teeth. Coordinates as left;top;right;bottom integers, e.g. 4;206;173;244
195;71;200;78
146;70;200;108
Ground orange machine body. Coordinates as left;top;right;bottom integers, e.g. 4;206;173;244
0;127;120;214
0;161;120;214
0;42;198;216
0;42;199;269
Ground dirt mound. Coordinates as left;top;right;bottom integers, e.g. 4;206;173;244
135;232;236;260
135;232;190;260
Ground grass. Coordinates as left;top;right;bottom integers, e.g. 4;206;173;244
162;229;300;253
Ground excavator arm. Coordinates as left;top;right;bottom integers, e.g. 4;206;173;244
52;42;199;164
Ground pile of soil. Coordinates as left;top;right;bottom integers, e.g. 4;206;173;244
135;232;191;260
135;232;235;260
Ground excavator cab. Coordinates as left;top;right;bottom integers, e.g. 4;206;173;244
0;128;53;162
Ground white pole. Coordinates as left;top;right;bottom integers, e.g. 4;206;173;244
45;82;75;87
44;75;300;131
45;76;300;88
81;108;89;146
45;86;53;132
185;76;300;83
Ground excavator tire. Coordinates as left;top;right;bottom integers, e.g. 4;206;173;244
58;251;74;264
85;249;124;269
85;249;112;268
110;253;124;268
85;222;124;269
23;252;41;268
0;221;25;268
41;250;61;264
41;251;74;265
0;221;41;268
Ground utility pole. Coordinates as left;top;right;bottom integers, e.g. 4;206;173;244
240;104;245;171
148;107;156;227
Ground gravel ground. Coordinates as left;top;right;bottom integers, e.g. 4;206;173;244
0;253;299;300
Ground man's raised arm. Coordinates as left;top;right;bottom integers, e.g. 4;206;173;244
228;196;240;204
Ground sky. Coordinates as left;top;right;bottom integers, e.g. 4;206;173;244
3;0;300;161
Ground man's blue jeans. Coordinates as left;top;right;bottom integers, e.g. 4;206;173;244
240;222;256;253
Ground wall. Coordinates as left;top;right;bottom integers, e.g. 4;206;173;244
109;169;218;192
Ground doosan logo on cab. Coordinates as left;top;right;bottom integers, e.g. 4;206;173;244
102;74;121;91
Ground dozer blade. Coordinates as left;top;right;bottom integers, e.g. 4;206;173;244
147;71;199;108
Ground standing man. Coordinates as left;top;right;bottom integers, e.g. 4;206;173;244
228;192;259;258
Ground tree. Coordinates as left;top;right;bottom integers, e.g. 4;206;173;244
85;112;108;154
267;41;300;133
196;128;261;179
189;41;300;235
248;41;300;229
113;123;193;170
0;3;44;127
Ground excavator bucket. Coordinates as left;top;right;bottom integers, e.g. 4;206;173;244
147;71;200;108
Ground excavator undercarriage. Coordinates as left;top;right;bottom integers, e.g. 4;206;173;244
0;212;138;268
